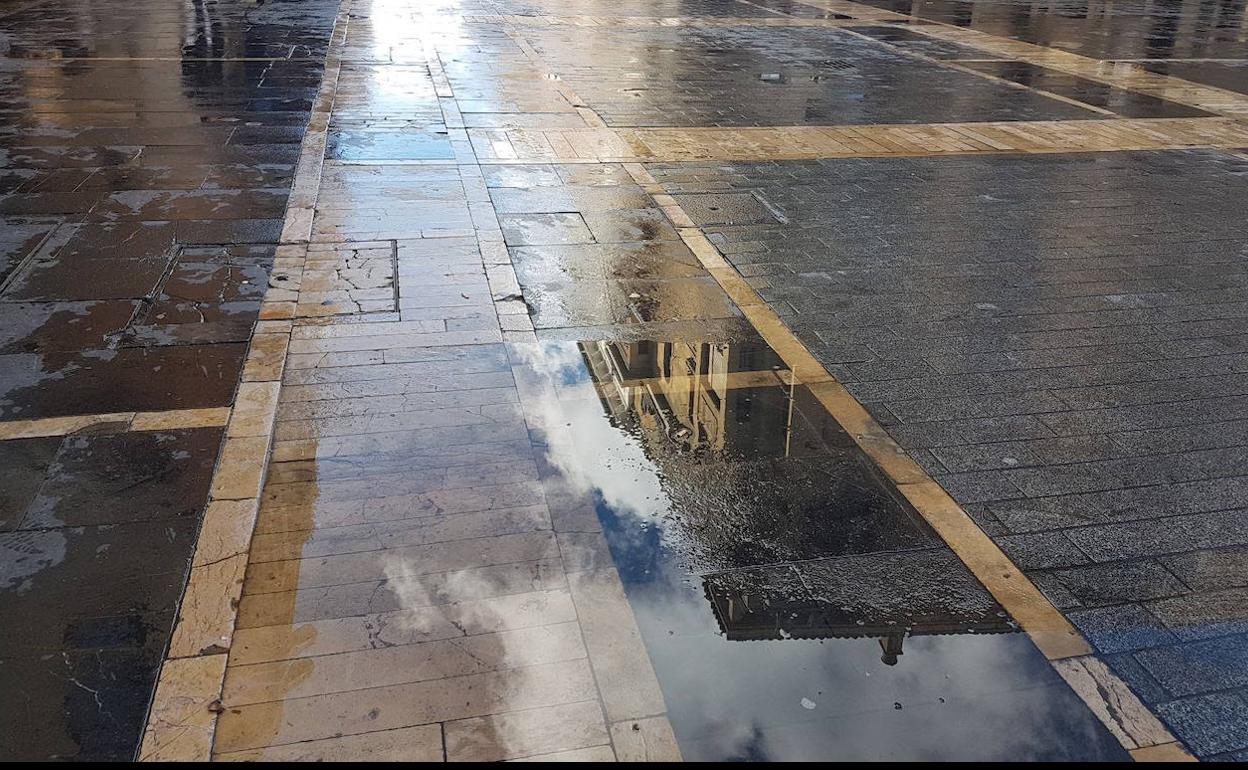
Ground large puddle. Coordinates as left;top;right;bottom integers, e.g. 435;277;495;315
509;337;1129;761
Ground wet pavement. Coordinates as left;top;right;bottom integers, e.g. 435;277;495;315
0;0;338;760
4;0;1248;763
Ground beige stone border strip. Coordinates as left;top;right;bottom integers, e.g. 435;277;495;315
468;117;1248;163
0;407;230;441
622;160;1196;762
137;2;351;762
815;0;1248;119
467;12;894;28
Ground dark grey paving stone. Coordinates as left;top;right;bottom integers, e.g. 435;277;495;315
1066;509;1248;562
5;255;172;301
1029;571;1084;610
0;437;61;531
1042;560;1189;607
674;193;780;226
958;60;1210;118
1156;693;1248;757
1066;603;1177;654
0;218;56;284
1138;635;1248;698
0;301;139;354
521;25;1099;127
88;189;288;221
931;470;1024;503
1148;587;1248;642
1103;652;1174;706
18;428;221;529
1162;547;1248;594
0;646;165;761
0;342;247;420
997;530;1088;570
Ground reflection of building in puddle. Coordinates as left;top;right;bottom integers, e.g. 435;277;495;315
702;554;1015;667
580;338;1014;663
584;339;790;456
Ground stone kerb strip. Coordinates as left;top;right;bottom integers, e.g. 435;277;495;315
137;2;352;761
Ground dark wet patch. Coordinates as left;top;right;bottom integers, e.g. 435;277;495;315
0;427;215;759
0;145;142;169
512;337;1129;760
0;301;139;354
960;60;1212;118
0;437;61;531
0;645;170;761
5;252;173;301
0;519;196;653
0;342;247;419
89;189;289;222
509;241;706;283
17;428;220;528
0;218;58;285
0;3;338;758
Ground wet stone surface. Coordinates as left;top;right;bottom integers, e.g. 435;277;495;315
650;148;1248;758
0;0;339;760
854;0;1248;63
5;0;1248;761
0;428;219;760
511;337;1127;761
517;24;1102;127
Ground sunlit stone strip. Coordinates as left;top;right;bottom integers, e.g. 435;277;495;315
137;4;354;763
621;161;1198;763
464;13;891;28
468;117;1248;163
0;407;231;441
823;0;1248;118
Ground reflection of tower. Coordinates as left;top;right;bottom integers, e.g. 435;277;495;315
879;632;905;666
